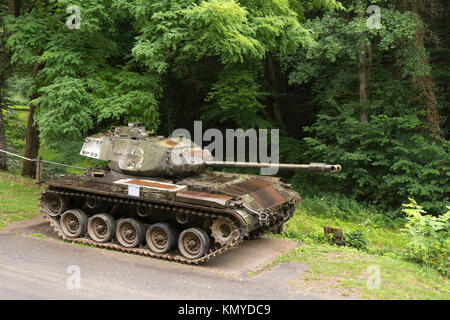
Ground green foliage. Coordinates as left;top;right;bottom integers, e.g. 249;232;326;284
4;76;34;106
279;195;409;253
132;0;313;71
3;108;27;151
298;104;449;216
284;6;449;216
86;70;161;128
5;0;162;145
343;230;368;251
306;0;344;12
131;0;316;134
34;77;93;143
183;0;265;64
402;199;450;276
2;0;449;224
205;66;270;128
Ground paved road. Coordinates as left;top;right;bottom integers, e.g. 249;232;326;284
0;218;352;300
0;233;318;300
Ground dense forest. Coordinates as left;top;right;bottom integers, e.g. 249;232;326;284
0;0;448;218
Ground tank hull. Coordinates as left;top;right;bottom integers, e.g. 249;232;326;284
39;170;300;264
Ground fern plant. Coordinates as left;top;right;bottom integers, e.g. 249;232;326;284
402;199;450;276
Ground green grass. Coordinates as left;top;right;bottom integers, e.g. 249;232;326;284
5;106;91;175
31;232;46;239
10;106;29;123
264;200;450;299
4;106;28;154
276;206;408;254
271;244;449;300
0;171;46;229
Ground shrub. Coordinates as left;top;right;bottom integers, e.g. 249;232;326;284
402;199;450;276
343;230;368;251
295;194;404;228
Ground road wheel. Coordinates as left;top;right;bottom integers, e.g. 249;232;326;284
178;227;210;260
136;205;151;218
87;214;116;243
43;194;67;217
84;197;104;210
60;209;87;238
116;218;144;248
175;212;189;224
146;223;176;254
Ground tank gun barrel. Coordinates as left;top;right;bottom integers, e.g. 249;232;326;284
204;161;342;173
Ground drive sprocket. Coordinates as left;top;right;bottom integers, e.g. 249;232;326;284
210;217;241;246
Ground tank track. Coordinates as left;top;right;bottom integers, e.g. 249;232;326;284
39;189;242;265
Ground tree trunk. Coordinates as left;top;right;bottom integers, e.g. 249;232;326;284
358;41;370;123
21;100;40;177
357;1;369;123
265;53;283;123
21;62;41;178
411;22;441;137
396;0;441;137
0;86;6;171
7;0;21;17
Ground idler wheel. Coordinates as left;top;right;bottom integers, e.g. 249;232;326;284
177;228;210;260
87;214;116;243
43;194;67;217
211;218;239;246
146;223;176;254
60;209;87;238
116;218;144;248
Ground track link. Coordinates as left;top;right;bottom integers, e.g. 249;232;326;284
39;189;241;265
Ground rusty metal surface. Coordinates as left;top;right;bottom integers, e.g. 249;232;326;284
45;178;252;227
176;190;232;208
126;179;179;190
42;165;298;263
40;189;238;265
163;139;178;147
47;168;299;227
39;185;294;264
180;172;287;210
224;179;286;209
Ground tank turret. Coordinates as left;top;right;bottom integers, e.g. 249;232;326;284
80;123;341;177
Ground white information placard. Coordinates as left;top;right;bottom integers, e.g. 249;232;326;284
128;185;140;197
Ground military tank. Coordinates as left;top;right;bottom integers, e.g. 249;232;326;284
39;123;341;264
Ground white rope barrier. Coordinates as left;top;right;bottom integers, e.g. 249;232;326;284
0;149;88;171
41;159;88;171
0;149;36;161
